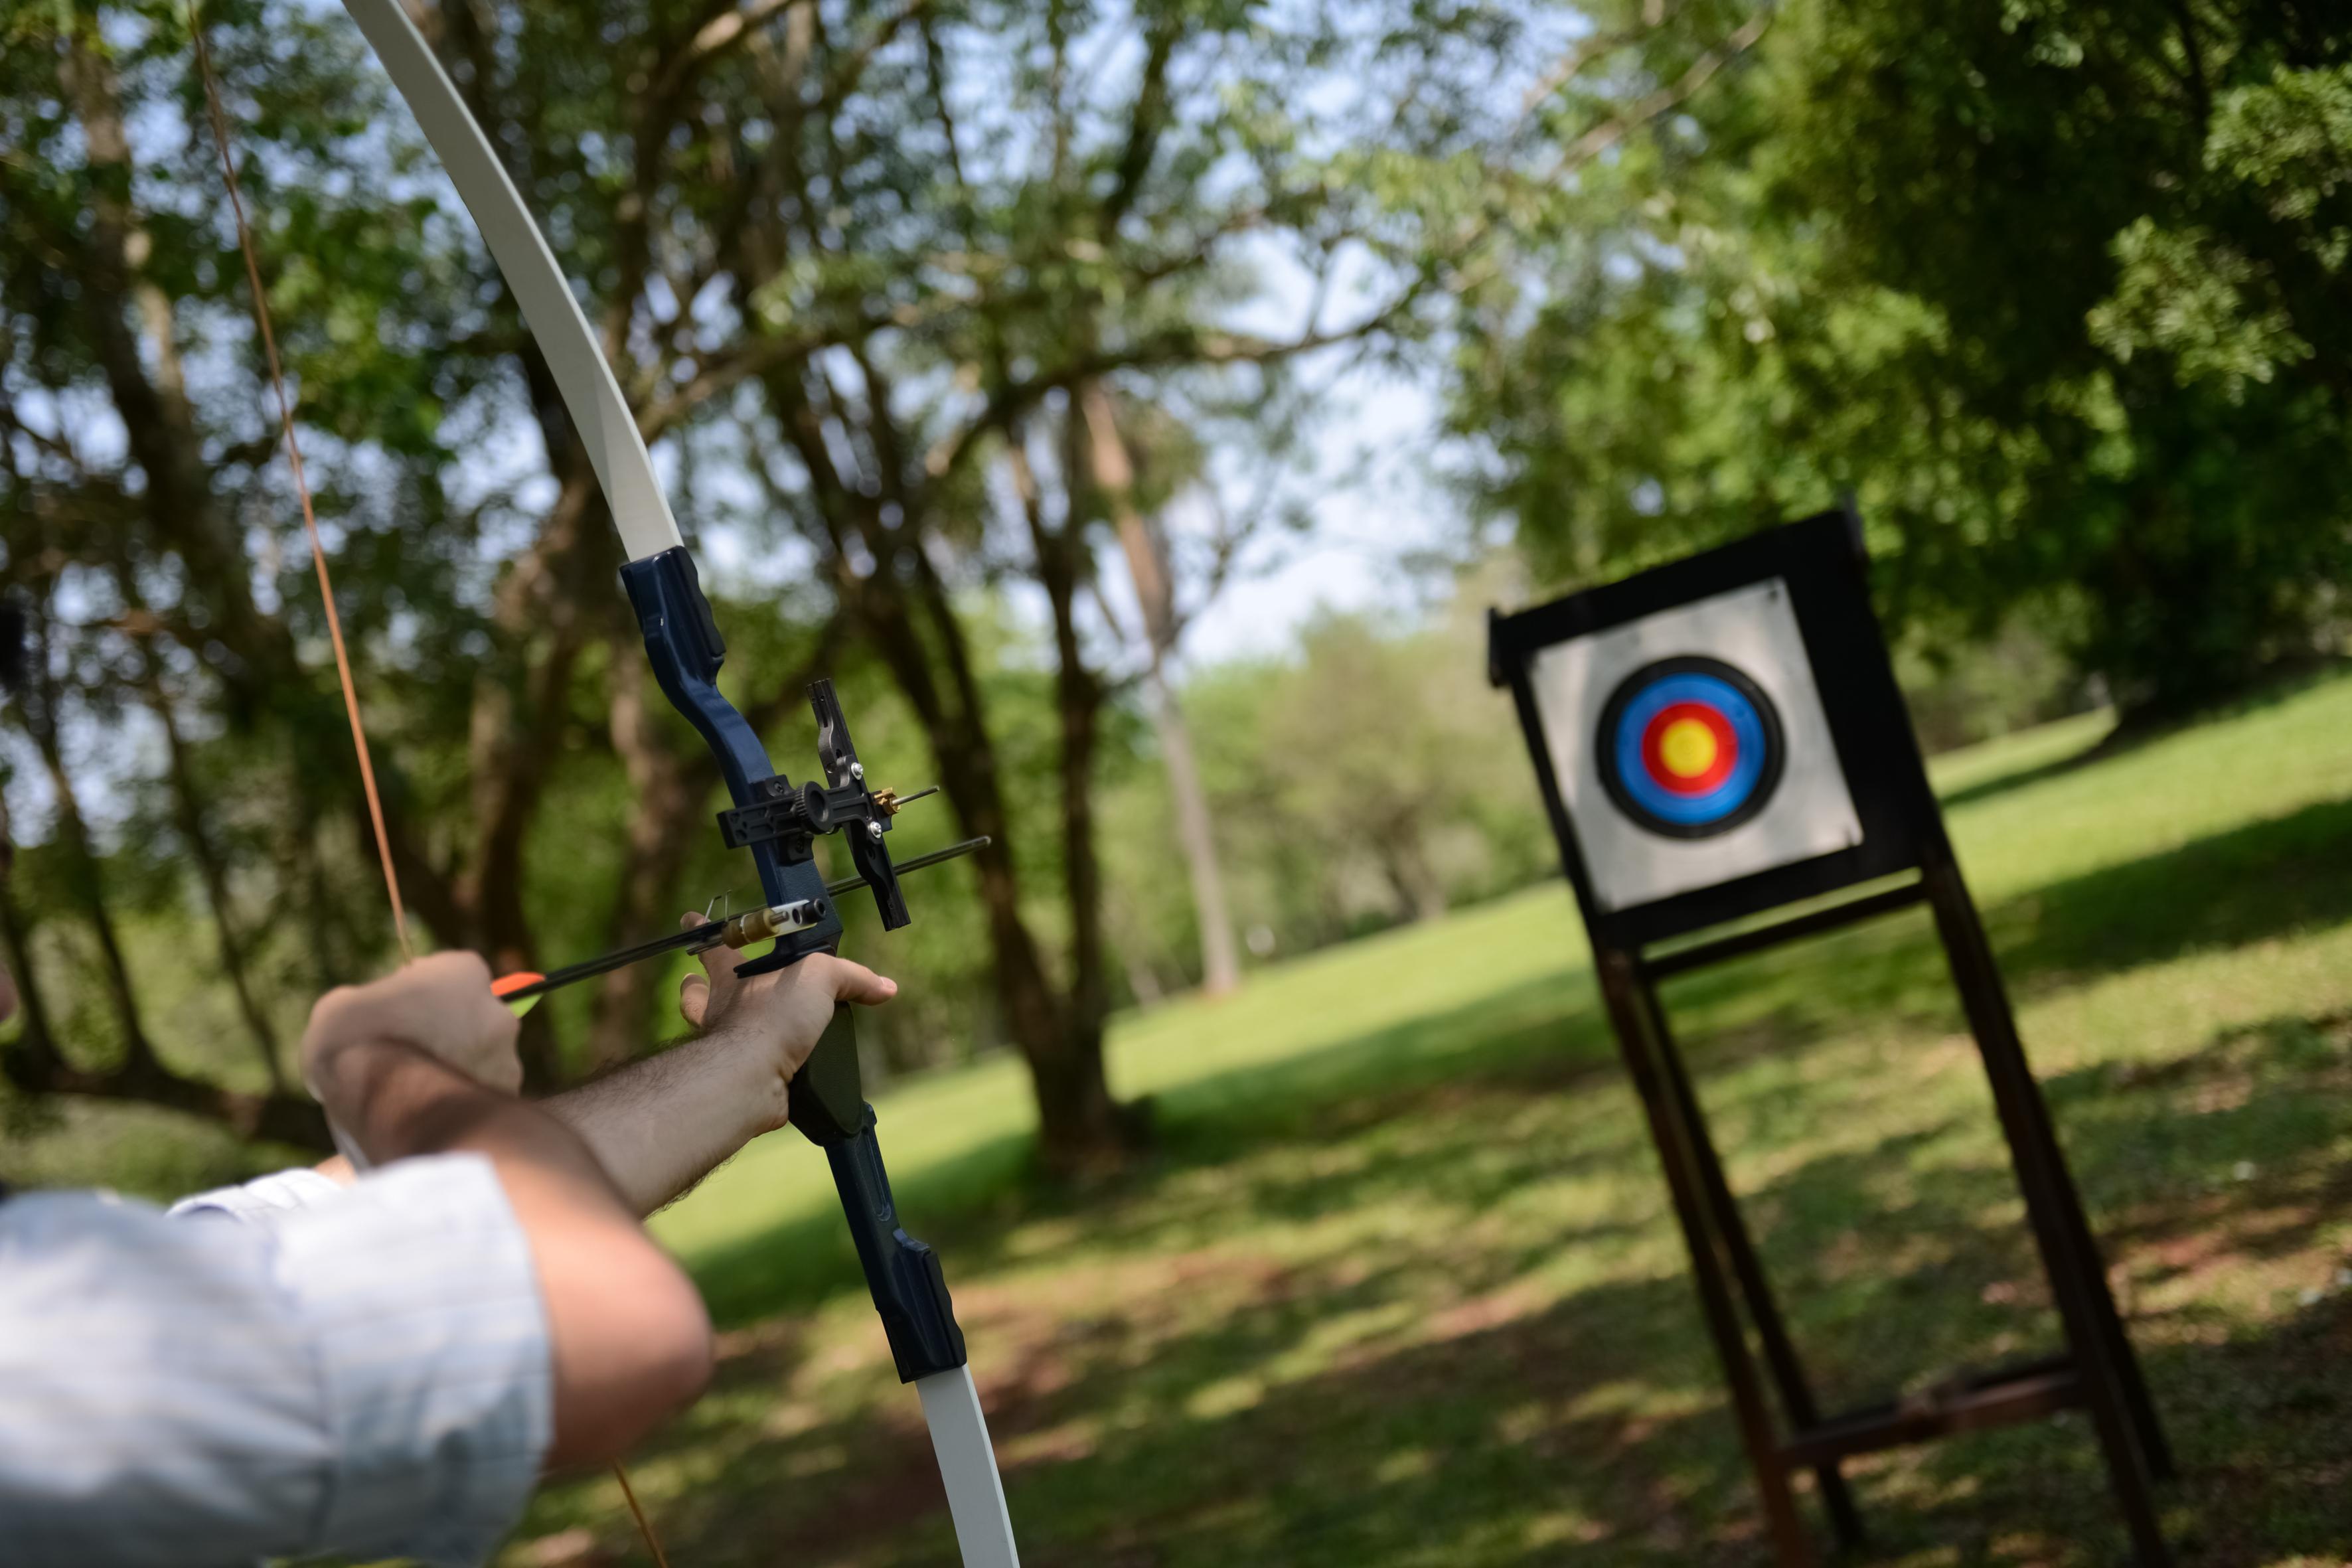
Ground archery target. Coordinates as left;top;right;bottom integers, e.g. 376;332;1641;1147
1597;658;1784;838
1529;578;1861;912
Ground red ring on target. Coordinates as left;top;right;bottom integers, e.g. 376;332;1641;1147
1640;702;1739;796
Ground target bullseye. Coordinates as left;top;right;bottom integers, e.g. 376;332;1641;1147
1644;704;1736;794
1597;657;1784;839
1653;714;1717;781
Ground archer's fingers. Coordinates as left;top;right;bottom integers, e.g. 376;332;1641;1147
819;955;898;1008
682;909;746;1000
681;906;753;1029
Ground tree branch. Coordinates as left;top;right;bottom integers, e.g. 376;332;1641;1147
922;305;1412;483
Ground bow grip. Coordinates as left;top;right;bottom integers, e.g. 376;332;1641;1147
790;1000;868;1145
791;1006;967;1381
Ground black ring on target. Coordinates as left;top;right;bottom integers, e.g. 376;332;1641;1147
1595;655;1786;840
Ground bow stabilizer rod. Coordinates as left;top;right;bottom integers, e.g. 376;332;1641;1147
333;5;1019;1561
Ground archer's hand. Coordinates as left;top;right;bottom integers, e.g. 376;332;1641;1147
302;951;524;1114
676;915;896;1131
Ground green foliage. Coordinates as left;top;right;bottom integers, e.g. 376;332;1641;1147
1894;616;2093;753
1454;0;2352;719
2090;217;2314;396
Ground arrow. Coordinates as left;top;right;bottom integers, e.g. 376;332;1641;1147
493;836;990;1006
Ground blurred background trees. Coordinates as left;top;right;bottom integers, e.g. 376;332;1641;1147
1;0;2345;1182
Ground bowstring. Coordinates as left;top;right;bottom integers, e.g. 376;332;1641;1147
188;4;409;963
611;1460;675;1568
186;6;670;1562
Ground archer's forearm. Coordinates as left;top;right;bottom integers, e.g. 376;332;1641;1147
538;1030;787;1217
317;1039;714;1470
325;1040;627;1202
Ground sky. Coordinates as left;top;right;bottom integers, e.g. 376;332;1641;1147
1174;364;1466;666
1140;224;1484;670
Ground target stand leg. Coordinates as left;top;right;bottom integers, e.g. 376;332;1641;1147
1597;951;1814;1565
1922;854;2173;1566
1635;977;1867;1552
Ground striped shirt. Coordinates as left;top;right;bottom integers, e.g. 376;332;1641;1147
0;1154;551;1567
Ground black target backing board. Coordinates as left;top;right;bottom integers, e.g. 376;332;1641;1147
1488;508;1941;951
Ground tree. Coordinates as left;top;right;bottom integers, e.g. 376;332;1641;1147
502;0;1553;1170
1453;0;2352;718
0;0;433;1143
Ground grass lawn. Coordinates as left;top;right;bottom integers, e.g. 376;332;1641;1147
514;674;2352;1568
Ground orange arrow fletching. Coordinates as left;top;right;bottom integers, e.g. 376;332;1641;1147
493;972;544;1018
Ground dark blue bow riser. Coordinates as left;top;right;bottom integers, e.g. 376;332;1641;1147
619;544;967;1386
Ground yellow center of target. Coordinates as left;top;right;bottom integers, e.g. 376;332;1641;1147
1656;716;1720;779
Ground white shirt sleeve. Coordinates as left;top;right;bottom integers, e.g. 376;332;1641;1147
168;1164;347;1223
0;1154;552;1568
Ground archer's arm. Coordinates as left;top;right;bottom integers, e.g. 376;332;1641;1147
1;956;714;1568
302;954;713;1470
534;929;898;1215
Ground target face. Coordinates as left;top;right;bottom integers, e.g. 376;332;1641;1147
1526;578;1862;913
1597;658;1784;838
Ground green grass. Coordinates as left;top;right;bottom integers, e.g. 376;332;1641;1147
517;673;2352;1568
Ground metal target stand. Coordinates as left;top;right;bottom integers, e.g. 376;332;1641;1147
1488;509;2173;1565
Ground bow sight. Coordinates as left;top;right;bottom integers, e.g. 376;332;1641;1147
715;700;923;931
626;546;898;970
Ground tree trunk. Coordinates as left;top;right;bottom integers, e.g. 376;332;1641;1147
1379;828;1449;924
832;522;1137;1172
1123;949;1165;1006
5;669;326;1149
0;798;66;1097
1078;381;1241;996
1003;426;1138;1174
1144;666;1241;994
584;635;708;1070
1045;586;1123;1173
1028;1015;1139;1178
762;363;1144;1173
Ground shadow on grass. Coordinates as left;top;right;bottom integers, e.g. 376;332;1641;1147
593;1000;2351;1568
690;738;2352;1301
694;795;2351;1328
2084;662;2352;759
1998;797;2352;984
1933;665;2350;818
1936;745;2104;814
688;1129;1041;1327
633;787;2352;1566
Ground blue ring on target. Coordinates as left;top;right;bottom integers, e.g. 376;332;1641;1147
1595;657;1785;840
